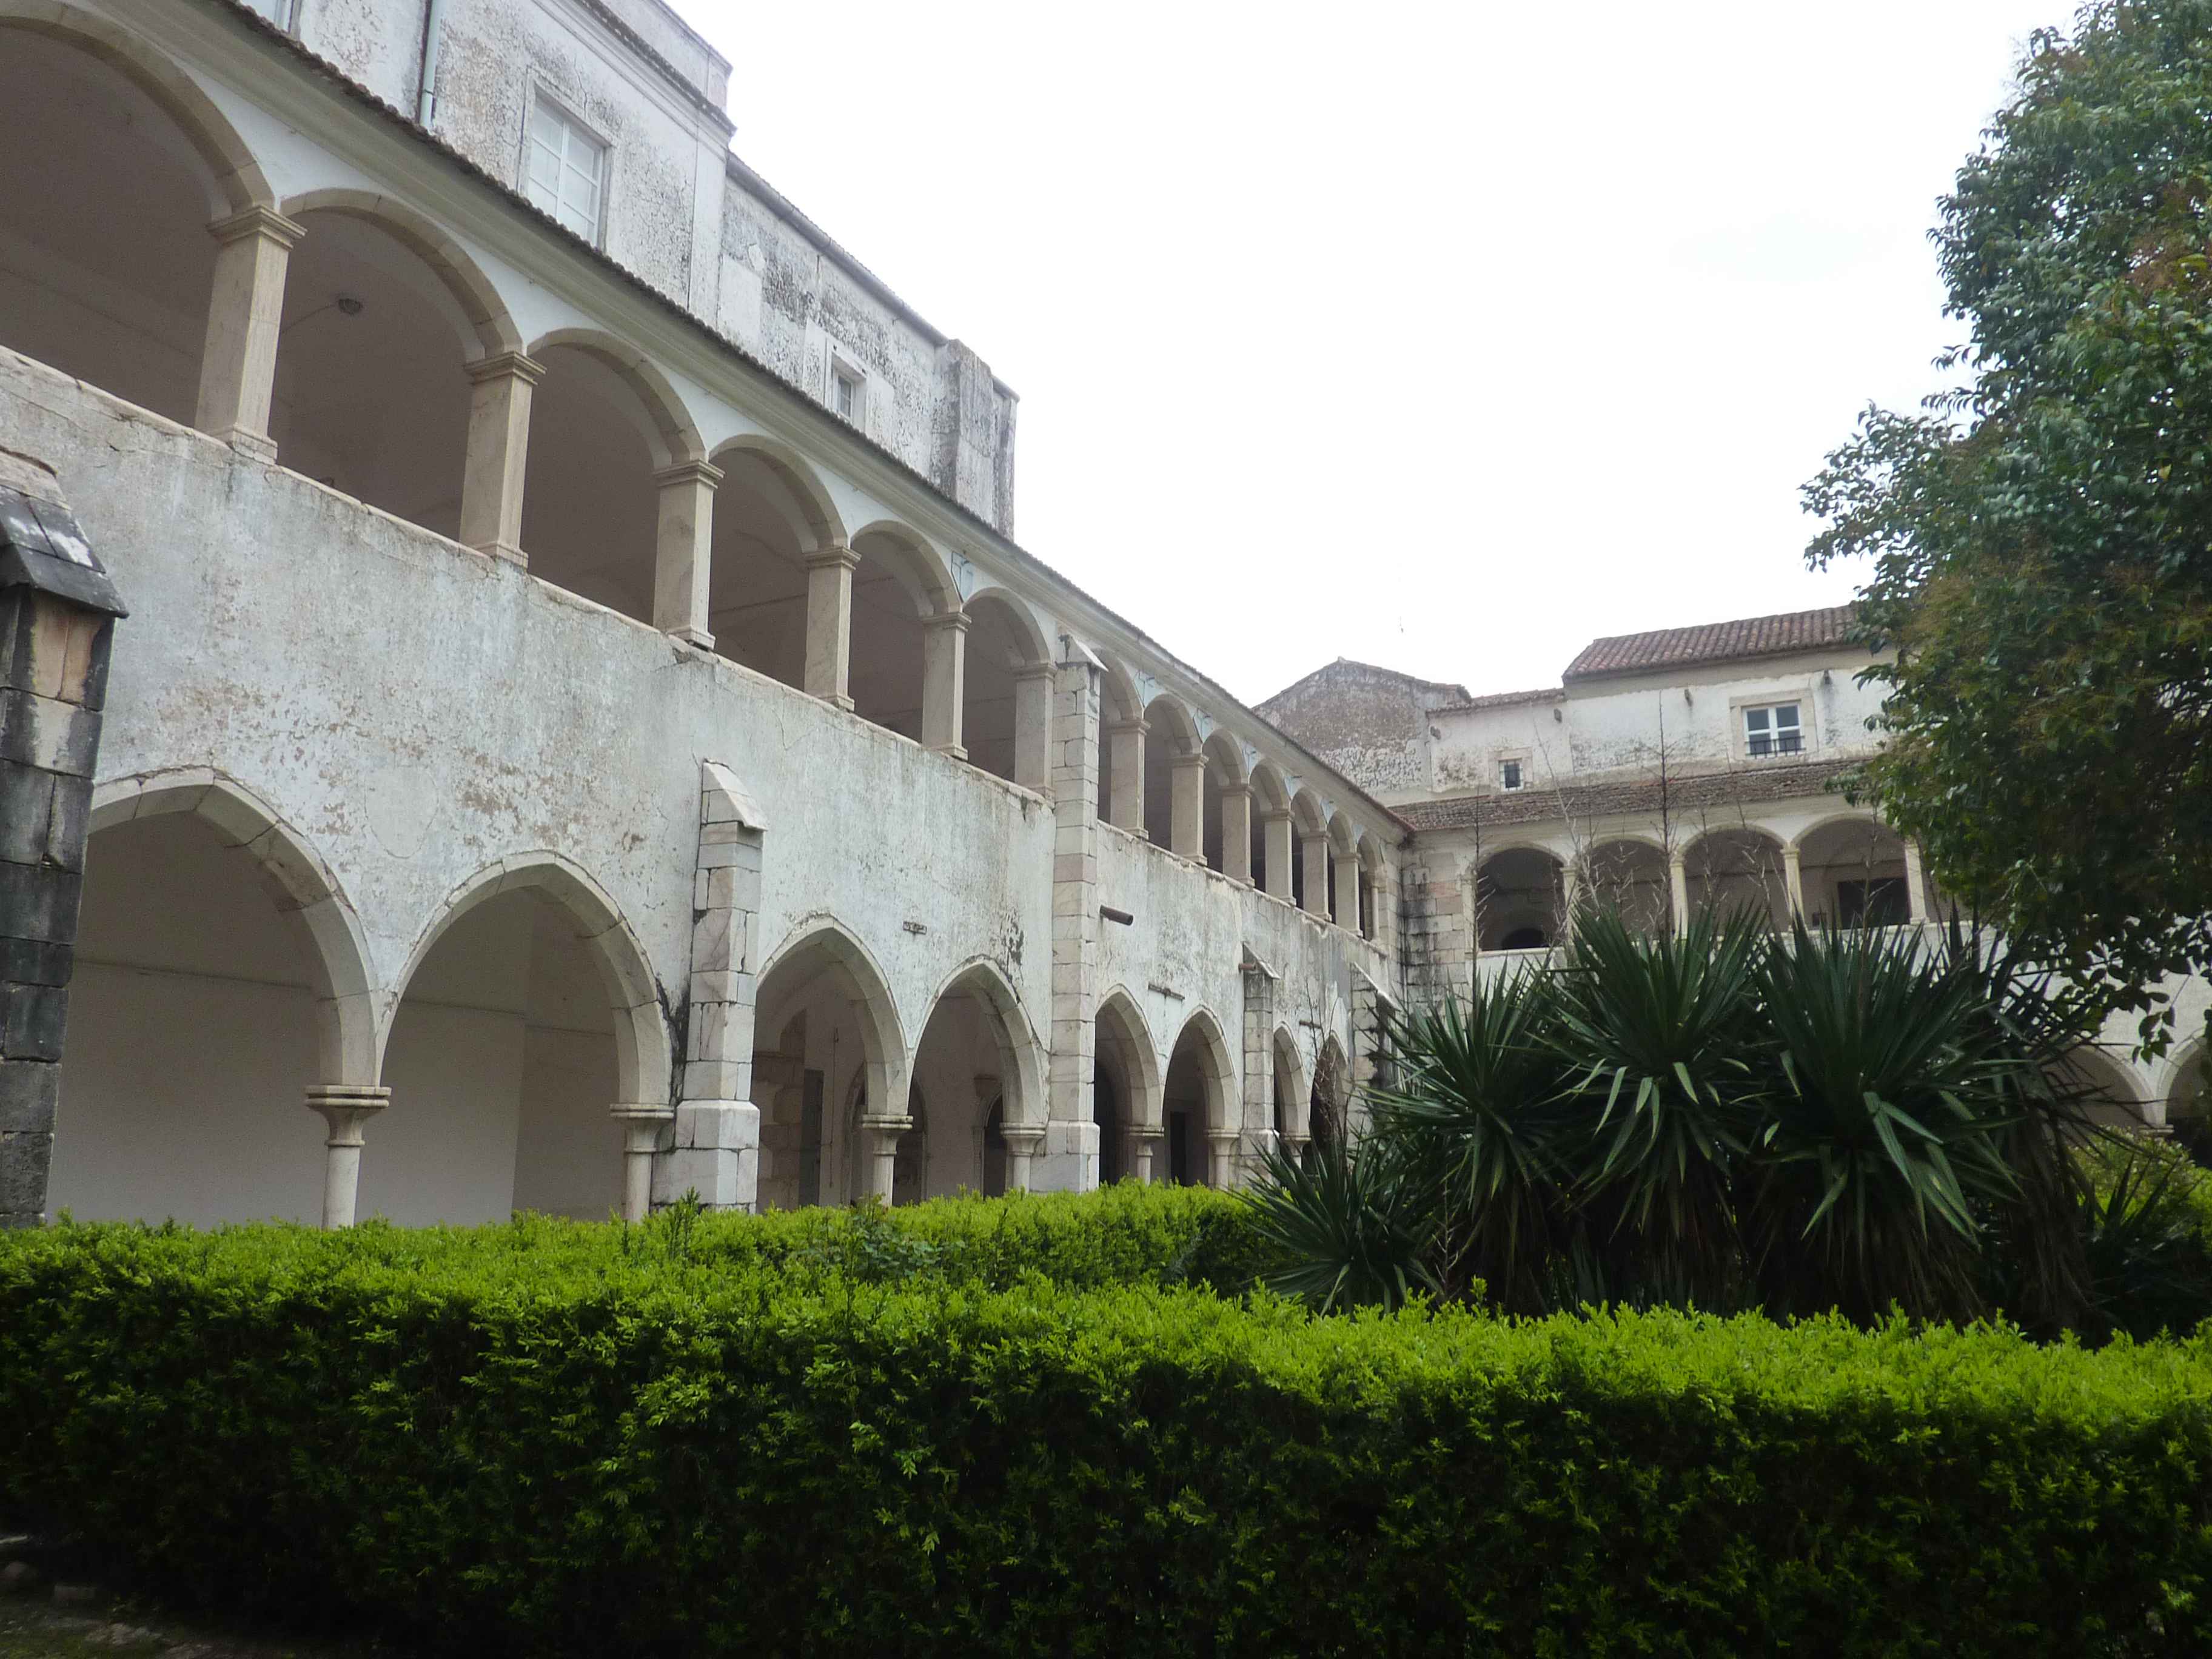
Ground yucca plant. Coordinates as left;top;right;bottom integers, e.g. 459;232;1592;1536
1244;1132;1441;1313
1747;921;2025;1322
1365;970;1567;1311
1547;905;1768;1307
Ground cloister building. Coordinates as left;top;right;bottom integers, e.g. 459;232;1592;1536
0;0;2199;1233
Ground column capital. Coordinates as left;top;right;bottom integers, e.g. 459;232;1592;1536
805;541;859;572
1170;750;1208;773
465;349;546;387
924;608;972;634
857;1112;914;1137
1001;1124;1046;1155
304;1083;389;1143
1104;717;1149;739
1261;806;1292;824
1220;781;1254;800
652;458;725;492
1013;663;1057;685
207;204;306;249
610;1102;675;1125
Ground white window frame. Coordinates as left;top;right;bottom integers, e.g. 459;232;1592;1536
827;350;868;428
520;89;609;247
1735;697;1807;762
1497;751;1530;793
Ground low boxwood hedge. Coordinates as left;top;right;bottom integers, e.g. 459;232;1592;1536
3;1190;2211;1656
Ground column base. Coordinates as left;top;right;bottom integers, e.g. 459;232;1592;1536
669;626;716;651
220;427;278;464
466;537;529;568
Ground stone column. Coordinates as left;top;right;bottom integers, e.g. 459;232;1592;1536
1130;1127;1161;1184
1168;752;1205;860
1103;717;1146;834
611;1104;667;1223
1669;849;1692;936
859;1113;909;1203
921;611;968;758
656;761;766;1212
1040;648;1102;1191
1903;839;1932;923
1012;668;1054;794
803;544;858;708
1781;843;1806;920
457;350;543;565
1333;850;1361;931
1219;784;1253;883
652;459;722;649
1559;860;1582;942
194;206;304;460
305;1084;387;1229
1301;833;1332;918
1003;1124;1044;1193
1262;810;1294;900
1241;951;1275;1179
0;461;127;1230
1207;1130;1240;1190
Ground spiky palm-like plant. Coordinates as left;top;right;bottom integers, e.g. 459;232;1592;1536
1547;905;1768;1308
1366;970;1568;1312
1244;1132;1441;1314
1748;921;2025;1322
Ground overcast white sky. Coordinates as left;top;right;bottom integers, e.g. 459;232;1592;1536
683;0;2060;705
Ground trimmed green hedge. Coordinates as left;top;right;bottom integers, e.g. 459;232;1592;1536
4;1193;2212;1656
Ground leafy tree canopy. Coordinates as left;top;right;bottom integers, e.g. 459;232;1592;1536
1806;0;2212;1050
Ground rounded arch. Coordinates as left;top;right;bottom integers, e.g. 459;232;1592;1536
1327;810;1358;858
920;956;1047;1130
2163;1037;2208;1129
385;854;672;1110
1271;1025;1310;1142
708;431;845;551
2058;1042;2150;1130
1250;760;1292;815
1683;823;1791;930
962;585;1053;669
1473;843;1567;953
1095;986;1163;1129
1789;809;1894;853
0;4;272;215
1171;1006;1238;1135
280;189;520;354
1290;787;1330;839
1142;692;1202;757
1094;652;1145;726
1165;1006;1238;1185
90;769;376;1084
1203;728;1248;788
756;916;910;1110
849;517;960;617
527;326;705;466
1357;830;1387;871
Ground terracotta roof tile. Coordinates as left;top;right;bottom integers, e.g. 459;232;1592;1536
1564;605;1862;681
1395;758;1858;833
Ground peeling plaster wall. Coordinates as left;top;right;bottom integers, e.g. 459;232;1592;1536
1257;662;1469;802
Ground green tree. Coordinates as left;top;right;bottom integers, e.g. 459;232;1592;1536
1804;0;2212;1051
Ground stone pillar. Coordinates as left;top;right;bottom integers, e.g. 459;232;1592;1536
1241;951;1275;1181
1207;1129;1239;1190
1333;850;1361;931
194;206;304;460
1903;839;1931;923
458;350;543;565
305;1084;387;1229
1262;810;1294;900
1781;843;1806;920
1012;668;1054;794
1669;849;1691;936
1104;717;1145;834
1168;752;1205;860
860;1113;908;1203
1130;1127;1161;1184
803;544;858;709
1560;860;1582;942
652;459;722;649
921;611;968;757
1040;648;1102;1191
1219;784;1253;883
612;1104;666;1223
657;761;766;1212
1301;833;1332;918
0;462;127;1230
1003;1124;1044;1193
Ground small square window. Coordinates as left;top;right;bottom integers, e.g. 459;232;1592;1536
522;95;606;244
828;357;866;425
1744;702;1803;759
1500;759;1524;791
833;369;859;421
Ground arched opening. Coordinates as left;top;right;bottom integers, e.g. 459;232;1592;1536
1357;836;1386;940
1311;1034;1350;1158
2167;1041;2209;1164
1475;846;1565;952
520;334;696;628
848;523;952;745
1795;817;1911;929
962;590;1050;786
49;794;365;1225
1142;694;1201;854
1250;763;1291;897
374;866;663;1225
1581;839;1669;935
1095;990;1160;1183
1290;791;1330;914
0;21;238;424
1201;732;1246;875
906;962;1042;1200
750;925;904;1210
1163;1012;1233;1186
2056;1044;2150;1133
703;441;839;694
270;204;486;538
1271;1028;1308;1155
1684;827;1789;930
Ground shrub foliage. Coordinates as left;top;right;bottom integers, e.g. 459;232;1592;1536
5;1195;2212;1656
